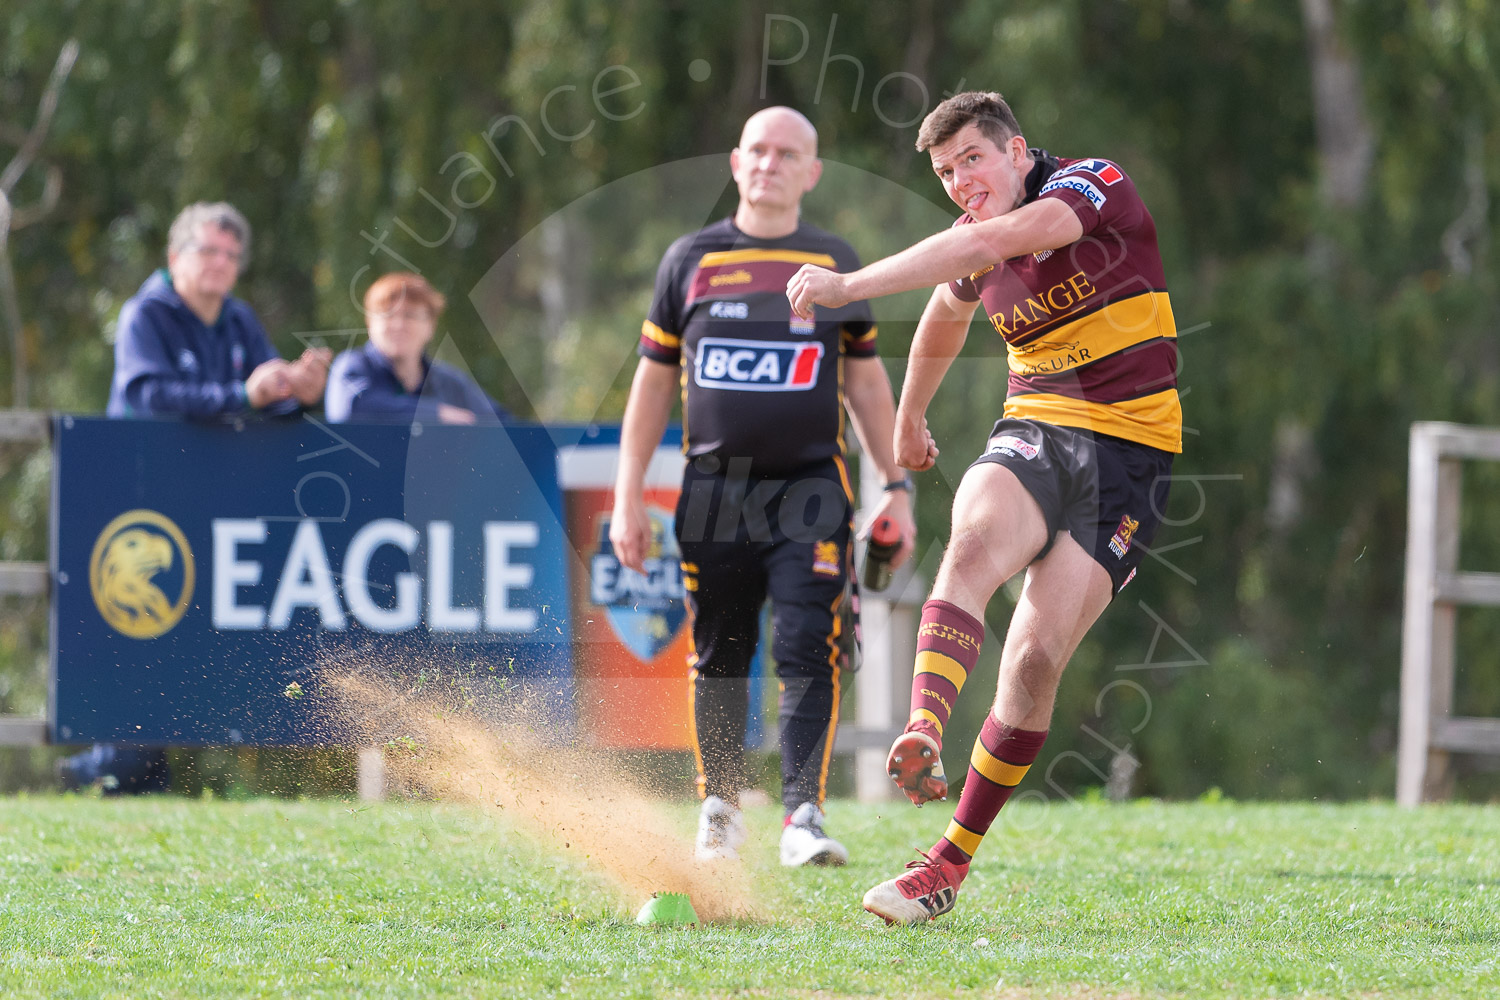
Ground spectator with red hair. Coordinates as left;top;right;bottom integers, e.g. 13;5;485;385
325;272;508;424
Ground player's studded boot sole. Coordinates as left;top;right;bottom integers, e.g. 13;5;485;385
886;730;948;806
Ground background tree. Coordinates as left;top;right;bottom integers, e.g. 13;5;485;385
1;0;1496;798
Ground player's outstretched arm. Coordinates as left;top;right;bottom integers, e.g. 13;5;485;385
894;285;979;472
610;357;678;572
786;198;1082;317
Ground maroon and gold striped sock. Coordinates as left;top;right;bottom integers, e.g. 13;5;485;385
907;599;984;747
934;717;1049;866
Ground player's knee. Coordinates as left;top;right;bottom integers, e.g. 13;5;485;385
1001;634;1069;684
940;522;1017;582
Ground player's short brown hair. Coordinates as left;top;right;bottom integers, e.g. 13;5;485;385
364;272;447;318
916;92;1022;153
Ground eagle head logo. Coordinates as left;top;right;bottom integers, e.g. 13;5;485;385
90;510;195;639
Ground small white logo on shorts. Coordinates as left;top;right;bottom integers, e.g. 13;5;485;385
987;435;1039;460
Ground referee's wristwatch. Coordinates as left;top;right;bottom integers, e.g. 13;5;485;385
882;475;914;494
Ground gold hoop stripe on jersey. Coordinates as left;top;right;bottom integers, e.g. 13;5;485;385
1005;290;1175;376
1004;389;1183;454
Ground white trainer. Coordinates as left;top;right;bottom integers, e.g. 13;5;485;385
695;795;747;862
778;802;849;867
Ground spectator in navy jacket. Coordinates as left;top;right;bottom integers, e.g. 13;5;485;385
325;272;507;424
74;202;330;795
106;202;330;418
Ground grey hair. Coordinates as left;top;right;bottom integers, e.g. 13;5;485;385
167;202;251;261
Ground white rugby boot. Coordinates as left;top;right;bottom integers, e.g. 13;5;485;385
695;795;747;862
862;849;970;925
778;801;849;867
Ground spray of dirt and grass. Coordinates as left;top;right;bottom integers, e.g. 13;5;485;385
315;666;763;923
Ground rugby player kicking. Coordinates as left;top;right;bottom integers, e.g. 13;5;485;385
787;91;1182;924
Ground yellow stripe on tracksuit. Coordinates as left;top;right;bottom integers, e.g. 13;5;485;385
685;586;707;799
687;665;707;800
813;587;846;806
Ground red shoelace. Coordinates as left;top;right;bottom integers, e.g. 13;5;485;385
900;849;960;895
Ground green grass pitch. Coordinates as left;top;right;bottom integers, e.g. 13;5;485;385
1;796;1495;998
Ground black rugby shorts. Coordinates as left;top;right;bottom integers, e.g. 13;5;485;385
969;418;1174;594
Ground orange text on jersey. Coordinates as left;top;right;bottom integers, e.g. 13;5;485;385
987;270;1098;339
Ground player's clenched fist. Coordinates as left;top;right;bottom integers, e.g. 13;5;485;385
894;415;939;471
786;264;851;320
608;493;653;574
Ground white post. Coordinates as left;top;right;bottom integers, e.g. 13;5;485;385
853;460;923;801
1398;423;1462;805
1397;425;1436;806
855;587;898;801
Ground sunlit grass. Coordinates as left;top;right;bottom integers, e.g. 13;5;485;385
0;796;1495;998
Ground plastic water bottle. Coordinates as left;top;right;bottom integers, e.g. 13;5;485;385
862;515;901;593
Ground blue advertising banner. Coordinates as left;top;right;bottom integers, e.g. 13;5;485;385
52;416;575;746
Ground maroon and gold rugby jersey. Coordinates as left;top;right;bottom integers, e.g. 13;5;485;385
948;153;1180;453
639;218;877;476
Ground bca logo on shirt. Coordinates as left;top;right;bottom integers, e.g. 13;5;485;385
177;350;199;373
694;338;824;392
90;509;196;639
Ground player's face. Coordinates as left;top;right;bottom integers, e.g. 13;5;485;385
367;299;436;363
731;112;821;212
168;225;242;302
929;124;1030;222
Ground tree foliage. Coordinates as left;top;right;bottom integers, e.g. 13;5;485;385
2;0;1497;797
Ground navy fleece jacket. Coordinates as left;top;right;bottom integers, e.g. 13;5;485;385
106;270;296;418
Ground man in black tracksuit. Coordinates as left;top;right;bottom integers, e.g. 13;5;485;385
611;107;914;867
